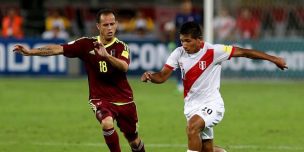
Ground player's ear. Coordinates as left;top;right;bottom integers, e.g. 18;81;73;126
197;36;203;44
196;38;201;46
198;36;203;40
96;23;100;30
114;21;118;28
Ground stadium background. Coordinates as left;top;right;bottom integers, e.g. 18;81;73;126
0;0;303;152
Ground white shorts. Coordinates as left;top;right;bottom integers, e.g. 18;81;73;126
185;102;225;139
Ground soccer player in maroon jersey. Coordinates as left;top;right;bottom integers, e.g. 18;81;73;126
13;8;145;152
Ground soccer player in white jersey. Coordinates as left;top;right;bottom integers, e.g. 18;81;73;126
141;21;288;152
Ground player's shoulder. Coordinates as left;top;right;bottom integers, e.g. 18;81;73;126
204;42;226;50
204;42;234;54
203;42;216;49
113;37;129;50
85;36;99;43
114;37;128;46
171;46;186;57
67;36;96;45
175;46;184;52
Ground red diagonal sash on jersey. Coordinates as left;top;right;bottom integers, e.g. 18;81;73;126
183;49;214;98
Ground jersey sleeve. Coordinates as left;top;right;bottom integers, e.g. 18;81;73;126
117;43;130;65
213;44;235;63
61;38;86;58
165;47;181;71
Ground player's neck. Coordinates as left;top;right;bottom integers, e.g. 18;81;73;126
98;36;115;45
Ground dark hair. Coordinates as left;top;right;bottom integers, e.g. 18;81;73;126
96;8;116;23
179;21;202;39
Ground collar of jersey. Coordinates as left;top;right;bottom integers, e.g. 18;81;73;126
188;50;200;58
186;42;205;58
97;36;117;48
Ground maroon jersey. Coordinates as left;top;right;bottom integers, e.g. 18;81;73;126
62;36;133;103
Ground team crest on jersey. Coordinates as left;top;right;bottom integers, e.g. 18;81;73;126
199;61;207;70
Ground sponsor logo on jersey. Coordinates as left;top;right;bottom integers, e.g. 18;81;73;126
89;50;95;55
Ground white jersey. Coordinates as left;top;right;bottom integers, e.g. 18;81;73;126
165;42;235;114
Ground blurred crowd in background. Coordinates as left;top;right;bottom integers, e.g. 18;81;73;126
0;0;303;42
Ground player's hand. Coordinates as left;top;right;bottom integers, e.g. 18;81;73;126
13;45;31;56
94;42;110;58
141;71;152;82
274;57;288;70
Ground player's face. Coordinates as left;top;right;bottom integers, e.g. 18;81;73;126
180;34;202;54
96;13;118;41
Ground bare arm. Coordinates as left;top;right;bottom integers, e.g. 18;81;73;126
94;42;128;72
232;47;288;70
106;55;129;72
13;44;63;56
141;66;173;84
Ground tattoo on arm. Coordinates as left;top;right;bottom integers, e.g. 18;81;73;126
37;47;54;56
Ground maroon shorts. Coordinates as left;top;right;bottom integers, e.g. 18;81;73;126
89;99;138;135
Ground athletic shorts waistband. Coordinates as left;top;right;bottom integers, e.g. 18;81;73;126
89;99;134;106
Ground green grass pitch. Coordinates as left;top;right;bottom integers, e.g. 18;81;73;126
0;77;303;152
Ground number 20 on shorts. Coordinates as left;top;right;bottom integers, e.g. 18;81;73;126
202;107;213;115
